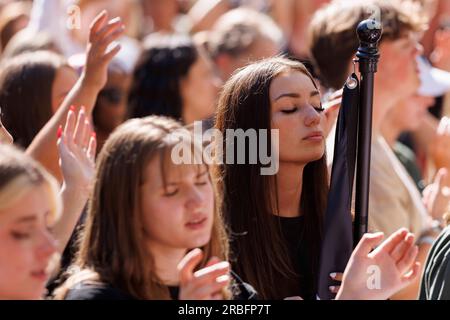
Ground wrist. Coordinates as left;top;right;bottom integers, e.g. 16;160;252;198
80;73;104;94
61;181;91;198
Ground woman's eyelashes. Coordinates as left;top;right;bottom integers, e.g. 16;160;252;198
163;180;208;196
11;230;32;240
163;187;179;197
281;104;325;114
281;106;298;114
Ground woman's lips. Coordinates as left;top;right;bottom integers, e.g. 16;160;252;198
185;217;207;230
303;132;324;141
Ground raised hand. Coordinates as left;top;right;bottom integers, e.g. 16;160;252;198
423;168;450;221
430;117;450;171
81;10;125;91
178;248;230;300
336;229;420;300
57;106;96;195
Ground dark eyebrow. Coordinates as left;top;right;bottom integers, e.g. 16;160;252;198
311;90;320;98
274;92;300;101
275;90;320;101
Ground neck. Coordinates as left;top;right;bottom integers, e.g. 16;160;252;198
275;162;305;217
372;88;399;134
380;111;401;148
182;106;198;125
148;244;186;286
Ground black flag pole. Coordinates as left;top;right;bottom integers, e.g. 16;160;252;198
354;20;382;244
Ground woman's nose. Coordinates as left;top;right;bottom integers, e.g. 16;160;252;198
36;230;57;261
304;106;321;127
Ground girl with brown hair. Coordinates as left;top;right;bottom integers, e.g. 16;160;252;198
213;56;421;300
55;115;255;300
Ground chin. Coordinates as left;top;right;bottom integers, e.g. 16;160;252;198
187;234;212;249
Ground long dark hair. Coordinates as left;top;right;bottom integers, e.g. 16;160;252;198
127;34;198;122
0;50;67;148
213;57;329;299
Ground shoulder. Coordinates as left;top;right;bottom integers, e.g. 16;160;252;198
65;282;136;300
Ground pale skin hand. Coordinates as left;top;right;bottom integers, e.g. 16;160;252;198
423;168;450;221
26;10;124;182
178;248;230;300
58;107;96;194
81;10;124;92
430;29;450;72
430;117;450;171
336;229;420;300
51;108;96;253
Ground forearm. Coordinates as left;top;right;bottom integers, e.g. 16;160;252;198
26;77;100;182
52;183;89;253
189;0;231;33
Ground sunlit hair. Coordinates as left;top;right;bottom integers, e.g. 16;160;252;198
0;144;61;225
55;116;231;299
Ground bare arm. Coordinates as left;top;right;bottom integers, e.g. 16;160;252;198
26;11;124;182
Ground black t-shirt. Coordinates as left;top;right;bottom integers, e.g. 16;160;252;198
271;215;317;300
64;271;257;300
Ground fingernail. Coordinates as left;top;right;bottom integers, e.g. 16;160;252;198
91;132;96;139
216;275;230;283
80;106;86;113
329;286;336;292
57;125;62;138
329;273;336;279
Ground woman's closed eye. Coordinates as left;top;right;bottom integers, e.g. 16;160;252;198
163;186;179;197
281;106;299;114
314;105;325;113
281;104;325;114
11;230;32;240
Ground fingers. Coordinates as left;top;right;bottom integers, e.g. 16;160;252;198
103;43;122;63
178;248;203;285
396;244;419;274
63;107;76;144
330;272;343;282
190;274;229;299
205;256;221;268
401;262;421;286
373;228;408;255
389;232;415;262
92;17;125;56
329;285;340;294
89;10;108;39
96;17;124;43
437;116;450;136
87;133;97;162
192;261;230;286
434;168;448;188
73;108;87;146
353;232;385;257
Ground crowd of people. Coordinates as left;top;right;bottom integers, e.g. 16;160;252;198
1;0;450;300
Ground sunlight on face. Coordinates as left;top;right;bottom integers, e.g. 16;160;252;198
140;153;215;254
0;185;57;300
270;70;326;165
